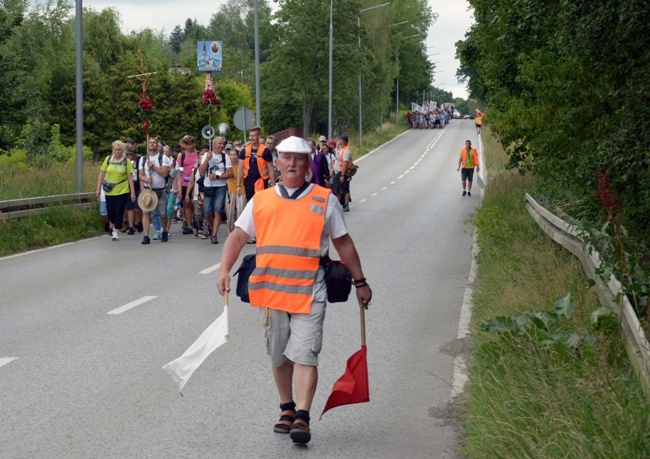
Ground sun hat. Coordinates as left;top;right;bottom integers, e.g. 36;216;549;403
138;189;158;212
318;135;327;142
275;136;311;154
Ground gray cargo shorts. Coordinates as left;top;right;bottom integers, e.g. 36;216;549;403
261;301;327;368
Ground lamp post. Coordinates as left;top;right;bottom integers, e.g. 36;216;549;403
254;0;261;125
358;2;389;145
328;0;333;140
75;0;83;192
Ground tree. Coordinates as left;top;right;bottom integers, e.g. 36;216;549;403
0;0;28;151
169;25;183;54
456;0;650;248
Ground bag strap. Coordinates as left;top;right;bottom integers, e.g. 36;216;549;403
277;181;310;199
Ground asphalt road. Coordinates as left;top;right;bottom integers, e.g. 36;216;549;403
0;120;480;458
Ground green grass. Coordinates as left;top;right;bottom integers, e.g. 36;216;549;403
0;159;105;256
0;205;105;256
343;120;410;158
463;129;650;458
0;159;100;200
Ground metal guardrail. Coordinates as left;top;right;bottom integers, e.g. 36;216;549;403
525;193;650;400
0;193;95;220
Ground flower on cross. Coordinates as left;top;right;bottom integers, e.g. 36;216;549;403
139;93;153;111
202;74;220;105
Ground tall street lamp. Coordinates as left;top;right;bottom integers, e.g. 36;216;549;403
328;0;333;140
358;2;389;145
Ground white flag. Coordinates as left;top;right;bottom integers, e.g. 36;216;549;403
163;306;229;392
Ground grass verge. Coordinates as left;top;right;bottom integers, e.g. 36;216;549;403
463;128;650;457
0;205;105;256
0;159;105;256
344;120;410;157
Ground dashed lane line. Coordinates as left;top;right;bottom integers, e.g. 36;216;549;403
0;357;18;368
107;296;157;315
200;263;221;275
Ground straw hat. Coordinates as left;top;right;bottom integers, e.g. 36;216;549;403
138;189;158;212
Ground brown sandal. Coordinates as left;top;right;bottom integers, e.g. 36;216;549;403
273;409;295;434
290;419;311;444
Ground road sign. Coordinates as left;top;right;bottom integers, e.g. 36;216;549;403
233;108;255;131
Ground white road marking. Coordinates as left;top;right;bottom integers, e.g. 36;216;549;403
382;187;388;191
390;181;396;185
451;231;479;399
359;199;368;203
409;166;415;170
404;170;410;174
398;175;404;180
0;357;18;368
371;193;378;196
0;238;97;262
107;296;157;315
200;263;221;275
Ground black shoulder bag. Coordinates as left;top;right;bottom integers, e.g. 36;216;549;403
320;254;352;303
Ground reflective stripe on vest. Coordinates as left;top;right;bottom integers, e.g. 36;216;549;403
249;185;330;314
242;143;270;180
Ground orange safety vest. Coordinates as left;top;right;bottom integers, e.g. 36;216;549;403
459;148;478;169
249;185;330;314
242;144;271;181
338;145;352;173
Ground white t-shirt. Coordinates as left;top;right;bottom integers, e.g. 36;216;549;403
141;153;173;190
201;151;232;187
235;184;348;302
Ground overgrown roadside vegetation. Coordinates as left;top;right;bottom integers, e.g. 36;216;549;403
463;128;650;457
0;159;105;256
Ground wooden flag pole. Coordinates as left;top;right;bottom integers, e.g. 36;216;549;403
360;306;366;347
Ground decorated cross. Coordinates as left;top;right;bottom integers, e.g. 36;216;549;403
127;58;158;143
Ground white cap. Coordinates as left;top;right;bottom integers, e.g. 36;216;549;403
275;136;311;154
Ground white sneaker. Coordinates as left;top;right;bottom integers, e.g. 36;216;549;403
112;229;119;241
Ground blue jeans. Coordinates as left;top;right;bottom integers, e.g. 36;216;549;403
203;186;227;215
151;208;162;231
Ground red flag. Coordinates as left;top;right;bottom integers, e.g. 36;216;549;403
320;345;369;419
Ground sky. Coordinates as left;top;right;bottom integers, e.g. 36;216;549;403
34;0;475;99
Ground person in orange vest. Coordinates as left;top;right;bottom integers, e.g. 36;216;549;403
475;109;483;134
235;126;275;244
236;126;276;202
217;136;372;445
457;139;480;196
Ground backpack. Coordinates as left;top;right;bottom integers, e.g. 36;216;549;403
195;166;205;193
